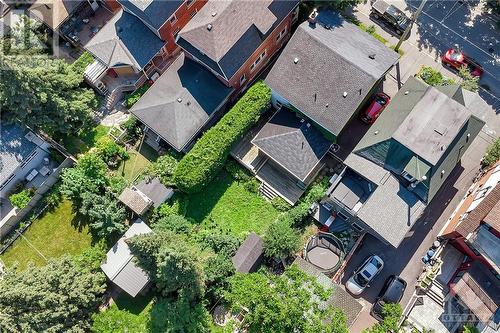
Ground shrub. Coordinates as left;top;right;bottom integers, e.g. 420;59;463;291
71;51;94;75
271;197;291;212
198;233;241;257
108;173;128;195
417;66;444;86
95;136;129;167
44;183;62;209
151;193;189;220
147;154;178;186
121;117;142;142
9;188;34;209
225;159;250;181
174;82;271;193
243;178;260;194
154;214;193;234
458;65;479;92
482;138;500;168
125;83;150;109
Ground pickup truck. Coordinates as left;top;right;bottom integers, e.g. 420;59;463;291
371;0;410;35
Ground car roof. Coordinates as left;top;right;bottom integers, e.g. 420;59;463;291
382;277;406;302
361;256;383;277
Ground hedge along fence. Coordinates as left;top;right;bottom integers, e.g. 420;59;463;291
174;81;271;193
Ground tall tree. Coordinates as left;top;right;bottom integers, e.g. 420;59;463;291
263;219;300;265
0;256;105;333
80;192;126;238
0;53;98;136
225;265;349;333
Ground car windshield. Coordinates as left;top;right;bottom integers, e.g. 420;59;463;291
354;273;368;286
388;5;408;25
375;96;387;105
369;257;383;268
450;51;463;61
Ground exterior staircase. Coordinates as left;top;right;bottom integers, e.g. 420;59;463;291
426;279;449;307
259;182;279;201
104;87;124;111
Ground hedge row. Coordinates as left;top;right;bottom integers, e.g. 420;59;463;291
174;81;271;193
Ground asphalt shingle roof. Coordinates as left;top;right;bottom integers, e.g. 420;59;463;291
29;0;83;30
130;53;233;151
84;9;165;69
252;109;332;182
265;11;399;136
118;0;183;30
135;177;173;208
232;233;263;273
177;0;299;80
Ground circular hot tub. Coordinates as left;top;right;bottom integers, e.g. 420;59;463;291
304;232;345;273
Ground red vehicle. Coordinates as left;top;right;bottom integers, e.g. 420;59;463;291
442;48;483;77
361;92;390;124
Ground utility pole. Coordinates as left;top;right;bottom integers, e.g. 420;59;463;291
394;0;428;52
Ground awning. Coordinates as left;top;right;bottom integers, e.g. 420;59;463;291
83;59;107;83
451;274;496;322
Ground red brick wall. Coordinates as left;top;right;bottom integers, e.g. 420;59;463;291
226;8;296;91
158;0;208;54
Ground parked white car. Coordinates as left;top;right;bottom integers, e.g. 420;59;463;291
346;255;384;295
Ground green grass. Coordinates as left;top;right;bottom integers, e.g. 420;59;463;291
92;292;154;333
60;125;109;156
358;22;388;44
0;199;92;270
119;144;158;181
186;170;280;237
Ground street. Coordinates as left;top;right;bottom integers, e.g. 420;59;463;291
341;1;499;331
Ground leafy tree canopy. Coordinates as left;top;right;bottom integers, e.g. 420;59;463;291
263;219;300;262
225;265;349;333
80;192;126;238
0;256;105;333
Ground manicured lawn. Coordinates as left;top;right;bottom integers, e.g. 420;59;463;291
186;170;280;237
0;199;92;270
118;144;158;181
60;125;110;156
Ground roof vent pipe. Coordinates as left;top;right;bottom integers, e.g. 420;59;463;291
343;92;347;98
369;54;376;59
207;24;213;31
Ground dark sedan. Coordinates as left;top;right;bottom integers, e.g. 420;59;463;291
370;275;407;320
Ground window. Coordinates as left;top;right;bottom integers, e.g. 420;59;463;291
275;100;282;109
190;8;197;18
474;186;490;200
337;211;349;221
250;50;267;72
173;27;181;37
276;27;287;41
352;223;364;232
186;0;194;6
170;14;177;24
239;74;246;85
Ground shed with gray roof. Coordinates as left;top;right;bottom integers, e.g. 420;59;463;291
130;53;233;152
232;233;264;273
84;9;165;70
101;220;152;297
265;11;399;138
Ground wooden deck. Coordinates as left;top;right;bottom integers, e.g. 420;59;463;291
256;161;305;205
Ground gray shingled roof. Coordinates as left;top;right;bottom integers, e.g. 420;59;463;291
84;9;165;69
118;0;183;30
265;11;399;137
293;257;362;327
232;233;263;273
130;53;233;152
0;124;37;186
252;109;332;182
101;220;152;297
177;0;299;80
345;154;427;247
135;177;173;208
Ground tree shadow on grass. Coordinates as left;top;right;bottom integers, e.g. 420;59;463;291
185;170;233;224
115;290;154;315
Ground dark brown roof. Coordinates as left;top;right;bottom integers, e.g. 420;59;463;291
232;233;263;273
451;261;500;322
457;185;500;237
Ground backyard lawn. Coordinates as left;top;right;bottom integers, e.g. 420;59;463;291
59;125;110;156
119;144;158;181
0;199;92;270
186;170;280;237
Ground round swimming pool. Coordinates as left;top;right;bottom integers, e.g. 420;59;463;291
304;232;345;273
